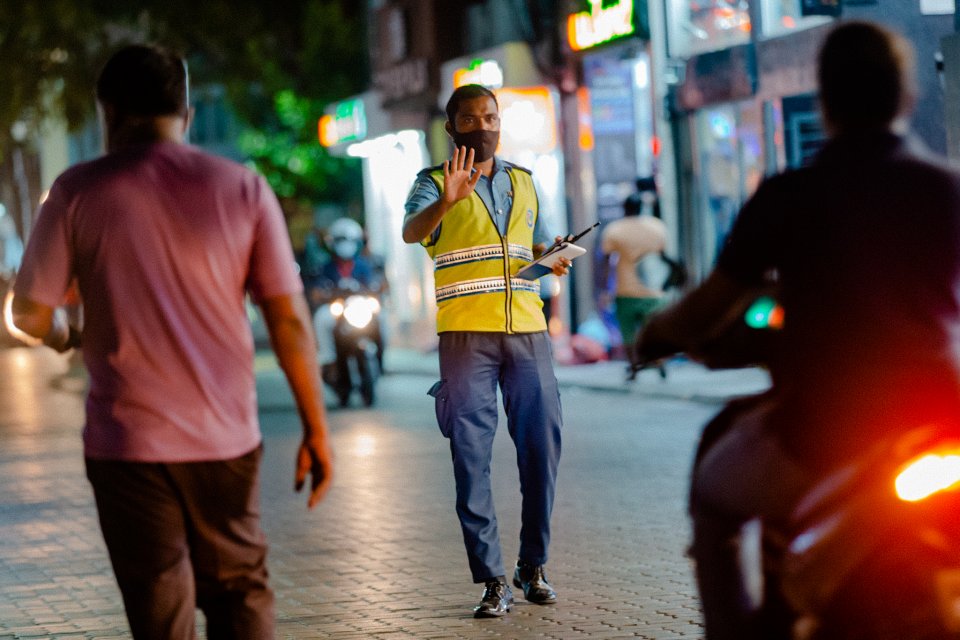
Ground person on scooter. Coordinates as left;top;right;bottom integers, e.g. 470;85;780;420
316;218;378;295
637;21;960;639
312;217;384;401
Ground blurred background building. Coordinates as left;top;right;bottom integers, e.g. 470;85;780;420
319;0;958;353
2;0;959;354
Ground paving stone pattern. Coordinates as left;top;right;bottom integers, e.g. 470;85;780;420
0;347;767;639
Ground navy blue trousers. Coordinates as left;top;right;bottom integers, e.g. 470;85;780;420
431;331;563;583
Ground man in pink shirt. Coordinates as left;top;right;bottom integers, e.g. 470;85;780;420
12;44;333;639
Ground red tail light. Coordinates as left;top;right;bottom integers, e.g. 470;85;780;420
895;452;960;502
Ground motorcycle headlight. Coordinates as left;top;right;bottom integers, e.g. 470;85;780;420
895;450;960;502
343;295;378;329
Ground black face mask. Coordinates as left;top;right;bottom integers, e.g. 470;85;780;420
451;129;500;162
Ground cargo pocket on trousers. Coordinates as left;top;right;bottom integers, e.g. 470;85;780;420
427;379;453;438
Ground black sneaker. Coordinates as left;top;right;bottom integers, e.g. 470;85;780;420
473;579;513;618
512;561;557;604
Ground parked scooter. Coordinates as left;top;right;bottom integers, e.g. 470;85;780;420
314;276;382;407
642;294;960;639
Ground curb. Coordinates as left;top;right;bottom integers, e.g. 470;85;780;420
381;351;770;405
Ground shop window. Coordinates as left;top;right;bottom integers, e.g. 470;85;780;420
695;101;764;266
762;100;786;174
920;0;953;14
665;0;751;58
782;93;826;168
759;0;830;37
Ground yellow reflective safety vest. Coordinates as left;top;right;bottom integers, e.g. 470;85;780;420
423;164;547;333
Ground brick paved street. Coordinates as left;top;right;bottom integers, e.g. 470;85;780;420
0;346;769;639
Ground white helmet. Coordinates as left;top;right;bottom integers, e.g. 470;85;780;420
327;218;364;259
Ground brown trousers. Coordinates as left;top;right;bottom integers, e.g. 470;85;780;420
85;445;274;640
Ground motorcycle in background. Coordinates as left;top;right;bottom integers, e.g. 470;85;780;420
642;294;960;639
314;277;382;408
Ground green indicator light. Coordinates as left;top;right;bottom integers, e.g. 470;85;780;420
744;296;780;329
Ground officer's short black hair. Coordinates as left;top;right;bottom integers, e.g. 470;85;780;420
817;21;915;132
96;44;189;117
445;84;498;124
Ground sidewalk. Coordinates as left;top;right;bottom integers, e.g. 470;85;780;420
382;347;771;404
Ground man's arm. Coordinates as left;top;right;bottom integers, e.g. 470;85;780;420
259;292;334;509
402;146;481;244
637;269;749;360
535;237;573;277
402;199;453;244
640;175;782;359
11;296;79;352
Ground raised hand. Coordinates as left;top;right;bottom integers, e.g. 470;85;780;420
441;146;482;204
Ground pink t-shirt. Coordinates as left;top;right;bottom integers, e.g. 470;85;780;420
15;142;302;462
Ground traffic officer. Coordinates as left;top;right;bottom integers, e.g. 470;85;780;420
402;84;570;618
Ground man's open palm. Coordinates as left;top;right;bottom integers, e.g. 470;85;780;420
442;145;482;204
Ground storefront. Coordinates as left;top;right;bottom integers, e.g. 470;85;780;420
561;0;666;337
665;0;955;280
320;91;436;343
665;0;835;279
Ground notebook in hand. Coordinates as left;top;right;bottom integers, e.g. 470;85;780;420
515;242;586;280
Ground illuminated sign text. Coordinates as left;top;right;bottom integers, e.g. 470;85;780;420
567;0;635;52
453;58;505;89
319;99;367;147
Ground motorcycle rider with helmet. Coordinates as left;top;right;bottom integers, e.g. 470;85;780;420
637;21;960;638
312;218;385;402
318;218;378;292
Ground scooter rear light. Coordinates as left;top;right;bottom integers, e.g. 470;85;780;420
895;452;960;502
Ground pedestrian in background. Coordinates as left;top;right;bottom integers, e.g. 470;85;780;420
12;44;333;639
402;84;570;618
599;176;669;375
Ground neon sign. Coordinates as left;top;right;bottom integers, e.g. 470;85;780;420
567;0;635;52
497;87;557;154
452;58;505;89
318;99;367;147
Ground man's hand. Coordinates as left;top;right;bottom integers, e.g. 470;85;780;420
295;434;334;509
546;236;572;277
259;293;335;509
402;146;483;244
11;295;79;352
441;146;482;205
551;258;572;277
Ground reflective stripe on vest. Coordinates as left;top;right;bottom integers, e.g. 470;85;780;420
435;276;541;302
425;167;546;333
434;243;534;271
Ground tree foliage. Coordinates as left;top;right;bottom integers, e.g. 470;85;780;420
0;0;367;207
